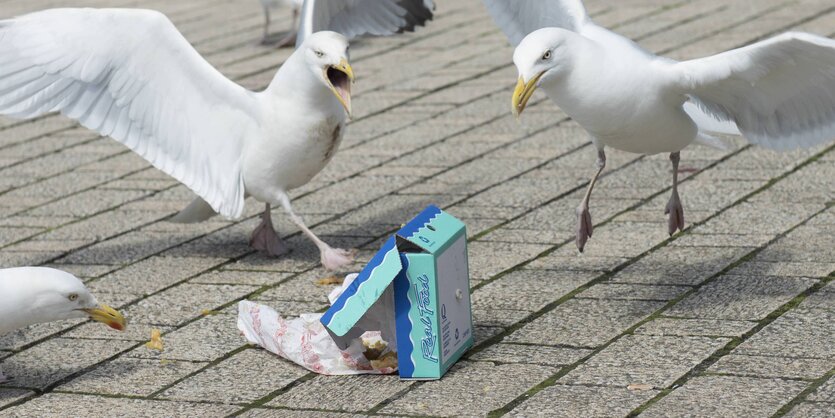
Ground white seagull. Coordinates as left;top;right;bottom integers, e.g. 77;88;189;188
0;6;430;270
0;267;126;384
483;0;835;251
258;0;435;48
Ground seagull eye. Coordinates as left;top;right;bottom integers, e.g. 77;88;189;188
314;50;324;58
68;293;78;302
542;51;552;60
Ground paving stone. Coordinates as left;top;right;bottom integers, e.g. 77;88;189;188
666;275;817;320
671;232;776;248
239;409;359;418
472;308;532;328
808;377;835;403
1;393;238;417
0;338;135;390
380;361;556;417
508;385;658;418
506;299;665;348
611;246;754;286
562;335;729;388
467;241;552;281
269;374;411;412
468;343;591;367
709;354;833;380
0;320;84;351
735;308;835;359
127;313;245;362
579;283;691;301
160;349;308;404
728;261;835;278
0;389;33;409
88;256;226;297
56;358;206;397
635;318;757;338
641;375;808;418
190;270;291;286
120;284;258;326
471;269;596;312
784;402;835;418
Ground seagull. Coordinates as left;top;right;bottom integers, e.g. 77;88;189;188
258;0;303;47
259;0;436;48
0;6;430;270
0;267;126;384
483;0;835;251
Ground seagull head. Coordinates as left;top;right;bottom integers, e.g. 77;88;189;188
10;267;126;332
512;28;576;118
302;31;355;117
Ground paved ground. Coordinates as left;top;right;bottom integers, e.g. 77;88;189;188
0;0;833;416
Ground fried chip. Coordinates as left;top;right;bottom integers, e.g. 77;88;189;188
315;275;344;286
370;351;398;370
145;328;164;351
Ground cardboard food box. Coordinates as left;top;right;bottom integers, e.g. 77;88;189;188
321;205;473;380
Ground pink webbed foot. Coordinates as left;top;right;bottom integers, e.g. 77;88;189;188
250;211;290;257
665;190;685;235
320;247;358;271
576;204;593;253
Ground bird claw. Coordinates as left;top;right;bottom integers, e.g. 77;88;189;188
321;247;357;271
666;191;685;236
250;216;290;257
576;205;593;253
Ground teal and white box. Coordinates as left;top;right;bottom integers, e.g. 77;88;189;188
320;205;473;380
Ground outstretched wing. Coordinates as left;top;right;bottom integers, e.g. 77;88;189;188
0;8;259;218
675;32;835;151
296;0;435;47
481;0;589;46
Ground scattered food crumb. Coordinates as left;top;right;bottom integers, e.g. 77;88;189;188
200;309;220;316
363;339;387;360
627;383;653;391
145;329;164;351
315;275;343;286
370;351;398;370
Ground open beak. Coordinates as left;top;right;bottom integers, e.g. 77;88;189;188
83;304;126;331
512;72;544;118
325;58;355;118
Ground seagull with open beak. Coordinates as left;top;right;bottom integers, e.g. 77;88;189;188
0;267;126;384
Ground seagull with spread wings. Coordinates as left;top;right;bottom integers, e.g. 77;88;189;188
483;0;835;251
0;267;125;383
259;0;435;48
0;6;430;270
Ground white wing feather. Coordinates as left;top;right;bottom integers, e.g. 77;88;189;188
296;0;434;47
675;32;835;151
0;8;258;218
481;0;589;46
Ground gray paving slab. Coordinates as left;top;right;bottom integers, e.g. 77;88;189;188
0;0;832;416
641;375;808;418
508;385;658;418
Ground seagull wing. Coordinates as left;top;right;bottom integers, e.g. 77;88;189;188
296;0;435;47
481;0;589;46
0;8;259;218
675;32;835;151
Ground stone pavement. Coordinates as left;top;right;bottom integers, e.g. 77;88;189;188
0;0;833;416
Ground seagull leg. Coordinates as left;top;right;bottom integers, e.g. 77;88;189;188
576;148;606;252
260;6;272;45
250;203;290;257
665;151;685;235
273;9;298;48
276;192;357;270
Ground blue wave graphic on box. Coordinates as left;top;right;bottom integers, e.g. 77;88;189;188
321;236;398;333
398;205;442;240
394;254;416;378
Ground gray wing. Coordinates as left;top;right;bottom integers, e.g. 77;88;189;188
482;0;589;46
675;32;835;151
296;0;434;47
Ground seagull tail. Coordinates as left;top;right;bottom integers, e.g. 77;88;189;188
694;132;733;151
169;197;218;223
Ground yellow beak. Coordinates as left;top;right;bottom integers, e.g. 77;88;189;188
512;72;544;118
326;58;355;117
84;304;126;331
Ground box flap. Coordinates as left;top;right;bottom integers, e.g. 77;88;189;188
320;236;403;337
396;205;466;255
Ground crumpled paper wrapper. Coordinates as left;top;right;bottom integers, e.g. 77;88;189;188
237;274;397;375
